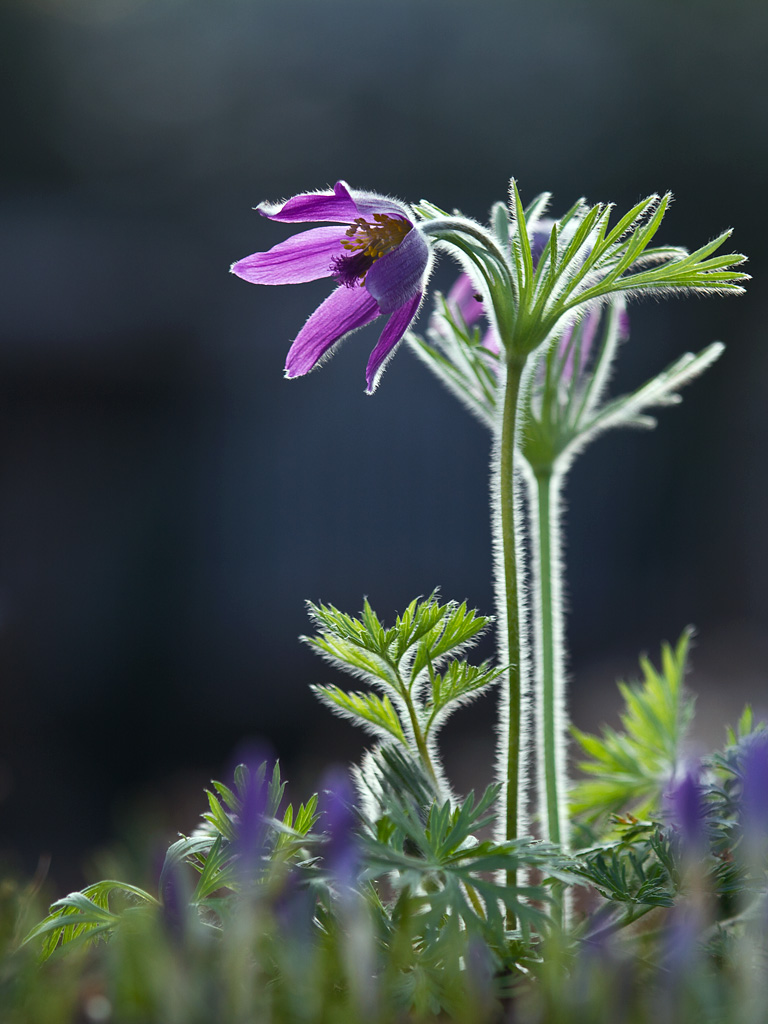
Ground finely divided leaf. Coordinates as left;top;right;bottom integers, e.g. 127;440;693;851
312;684;407;744
571;630;696;823
425;661;503;734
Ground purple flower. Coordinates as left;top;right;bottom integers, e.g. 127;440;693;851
741;734;768;842
160;859;191;944
318;767;360;892
666;762;706;851
231;181;431;393
229;750;273;885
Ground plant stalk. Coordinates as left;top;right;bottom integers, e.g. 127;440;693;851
400;681;441;794
497;356;527;903
529;465;571;928
533;466;564;847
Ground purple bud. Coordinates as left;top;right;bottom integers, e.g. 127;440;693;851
160;860;190;944
530;223;553;268
741;735;768;840
559;307;600;384
444;274;484;329
465;935;493;991
662;906;702;979
232;748;273;881
666;763;705;850
618;308;631;340
272;867;316;943
318;767;359;890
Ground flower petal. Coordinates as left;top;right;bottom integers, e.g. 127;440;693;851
446;273;484;327
365;228;429;315
365;291;422;393
258;181;408;224
482;326;500;355
345;185;411;221
530;220;555;268
561;306;601;380
230;227;343;285
259;181;359;223
285;285;380;378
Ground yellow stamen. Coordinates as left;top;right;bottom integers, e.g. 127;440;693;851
340;214;411;262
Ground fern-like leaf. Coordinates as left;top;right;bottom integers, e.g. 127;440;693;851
570;630;696;824
312;684;408;744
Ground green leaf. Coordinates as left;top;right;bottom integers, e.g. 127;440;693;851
293;793;320;836
202;787;237;841
312;684;408;744
727;704;756;746
360;779;574;948
570;630;696;824
25;881;158;959
425;660;503;735
407;328;499;428
574;826;677;911
508;178;534;301
307;633;400;690
189;835;232;901
410;601;491;682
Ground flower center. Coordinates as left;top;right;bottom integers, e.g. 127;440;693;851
331;214;412;287
342;214;412;259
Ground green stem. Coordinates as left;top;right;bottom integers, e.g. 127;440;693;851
530;465;572;930
498;358;526;887
400;682;441;794
534;467;561;847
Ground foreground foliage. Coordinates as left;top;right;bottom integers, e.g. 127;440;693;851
3;615;768;1023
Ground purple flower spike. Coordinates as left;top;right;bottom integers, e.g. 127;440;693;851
666;763;705;850
741;735;768;840
231;181;431;393
318;767;360;891
232;755;272;883
160;860;190;944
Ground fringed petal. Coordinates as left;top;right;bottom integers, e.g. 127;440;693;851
259;181;406;225
365;292;422;393
231;227;343;284
285;286;380;378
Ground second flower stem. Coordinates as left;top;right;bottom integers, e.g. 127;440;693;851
532;465;568;850
498;357;527;868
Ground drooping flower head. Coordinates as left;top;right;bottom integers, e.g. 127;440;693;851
231;181;431;393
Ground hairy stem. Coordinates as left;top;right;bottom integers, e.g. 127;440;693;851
497;357;527;908
399;680;441;794
529;466;571;928
533;467;565;847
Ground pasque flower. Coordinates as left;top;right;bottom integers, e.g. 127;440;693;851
231;181;431;393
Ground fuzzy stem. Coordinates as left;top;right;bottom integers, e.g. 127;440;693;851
529;466;572;872
497;357;527;901
534;468;562;845
529;465;571;928
400;682;441;794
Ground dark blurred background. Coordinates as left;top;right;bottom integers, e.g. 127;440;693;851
1;0;766;888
